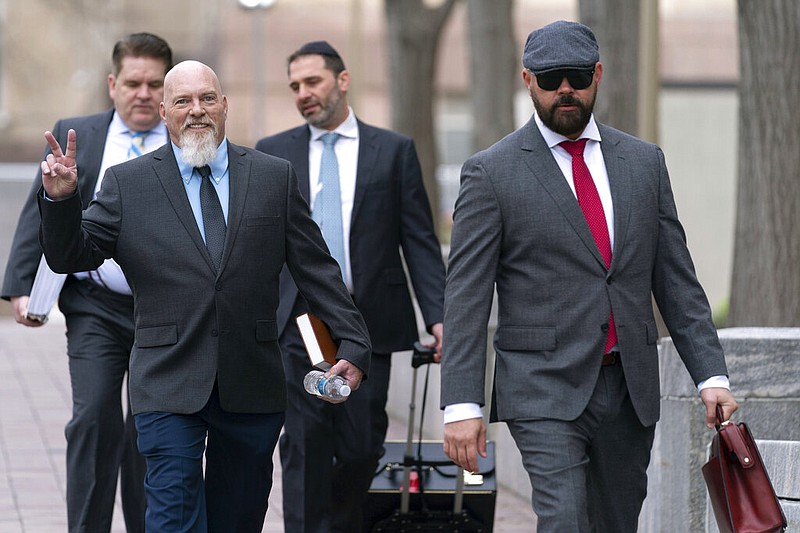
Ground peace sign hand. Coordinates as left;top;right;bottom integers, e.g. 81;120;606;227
41;129;78;201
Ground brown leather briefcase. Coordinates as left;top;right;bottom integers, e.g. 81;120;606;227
702;407;786;533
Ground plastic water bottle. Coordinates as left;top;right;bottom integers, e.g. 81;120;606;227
303;370;351;401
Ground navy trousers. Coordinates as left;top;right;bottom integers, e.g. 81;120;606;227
135;385;284;533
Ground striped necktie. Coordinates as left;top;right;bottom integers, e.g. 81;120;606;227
128;130;149;159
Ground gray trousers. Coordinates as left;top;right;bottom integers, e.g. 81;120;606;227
507;363;656;533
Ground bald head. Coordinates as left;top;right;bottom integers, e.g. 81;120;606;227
164;60;222;102
160;60;228;150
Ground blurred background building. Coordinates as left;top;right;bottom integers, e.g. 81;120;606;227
0;0;737;314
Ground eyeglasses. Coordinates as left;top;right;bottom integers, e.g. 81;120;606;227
534;69;595;91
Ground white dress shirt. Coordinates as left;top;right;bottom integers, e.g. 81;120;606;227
73;113;168;295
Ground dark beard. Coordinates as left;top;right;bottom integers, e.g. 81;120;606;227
306;87;343;129
532;92;594;137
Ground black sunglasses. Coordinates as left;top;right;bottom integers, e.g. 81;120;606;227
534;69;595;91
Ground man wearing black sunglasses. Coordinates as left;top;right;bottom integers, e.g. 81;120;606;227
441;19;736;533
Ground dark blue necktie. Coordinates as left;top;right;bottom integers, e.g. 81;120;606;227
197;165;226;270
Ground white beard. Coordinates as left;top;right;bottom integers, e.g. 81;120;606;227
180;128;218;168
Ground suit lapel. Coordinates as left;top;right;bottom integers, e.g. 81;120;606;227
222;143;250;273
599;127;631;271
151;145;217;272
521;120;607;268
78;110;114;203
290;127;311;200
352;121;378;226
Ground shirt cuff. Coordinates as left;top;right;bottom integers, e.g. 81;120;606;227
697;375;730;393
443;402;483;424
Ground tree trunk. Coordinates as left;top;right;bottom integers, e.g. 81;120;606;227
467;0;516;152
728;0;800;326
384;0;457;237
579;0;641;135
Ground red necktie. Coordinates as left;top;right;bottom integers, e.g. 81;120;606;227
560;139;618;354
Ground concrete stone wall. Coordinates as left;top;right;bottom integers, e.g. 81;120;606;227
641;328;800;533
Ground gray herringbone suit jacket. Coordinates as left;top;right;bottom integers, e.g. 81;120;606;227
441;117;727;427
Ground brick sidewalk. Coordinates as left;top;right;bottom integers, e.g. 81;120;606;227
0;316;535;532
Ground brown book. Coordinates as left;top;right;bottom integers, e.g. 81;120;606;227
295;313;338;371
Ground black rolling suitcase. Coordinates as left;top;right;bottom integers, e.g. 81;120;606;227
365;343;497;532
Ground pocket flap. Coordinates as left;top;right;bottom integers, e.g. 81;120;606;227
496;326;557;351
136;324;178;348
247;216;280;227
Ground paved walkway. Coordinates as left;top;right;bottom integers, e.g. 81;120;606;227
0;315;536;532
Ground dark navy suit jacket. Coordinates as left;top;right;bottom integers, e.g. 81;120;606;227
256;120;445;354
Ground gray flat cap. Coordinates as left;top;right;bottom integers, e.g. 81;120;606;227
523;20;599;74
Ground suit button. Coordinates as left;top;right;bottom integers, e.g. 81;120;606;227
211;329;218;337
601;323;609;333
215;283;222;291
606;277;612;285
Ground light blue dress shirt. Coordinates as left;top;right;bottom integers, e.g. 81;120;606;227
171;139;230;243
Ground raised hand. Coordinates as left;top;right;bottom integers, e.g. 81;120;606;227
41;129;78;201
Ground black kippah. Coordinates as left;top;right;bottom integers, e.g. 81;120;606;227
296;40;341;60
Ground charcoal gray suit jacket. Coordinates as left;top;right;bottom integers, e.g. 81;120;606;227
38;141;371;415
441;117;727;427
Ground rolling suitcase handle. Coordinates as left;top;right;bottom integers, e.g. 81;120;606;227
400;342;438;514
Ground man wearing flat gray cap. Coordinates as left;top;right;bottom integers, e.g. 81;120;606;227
441;20;737;532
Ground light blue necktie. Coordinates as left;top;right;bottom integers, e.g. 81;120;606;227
313;132;347;280
128;130;149;159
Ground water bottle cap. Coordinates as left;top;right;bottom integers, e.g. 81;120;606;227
340;385;351;397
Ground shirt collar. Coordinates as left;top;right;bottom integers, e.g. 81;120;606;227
110;110;166;138
534;112;602;149
172;138;229;185
308;106;359;142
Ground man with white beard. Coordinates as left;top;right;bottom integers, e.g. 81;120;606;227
35;60;371;533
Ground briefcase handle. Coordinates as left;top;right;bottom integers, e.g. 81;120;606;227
714;405;735;431
715;406;754;470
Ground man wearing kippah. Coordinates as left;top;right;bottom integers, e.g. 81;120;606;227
440;20;737;532
256;41;445;532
